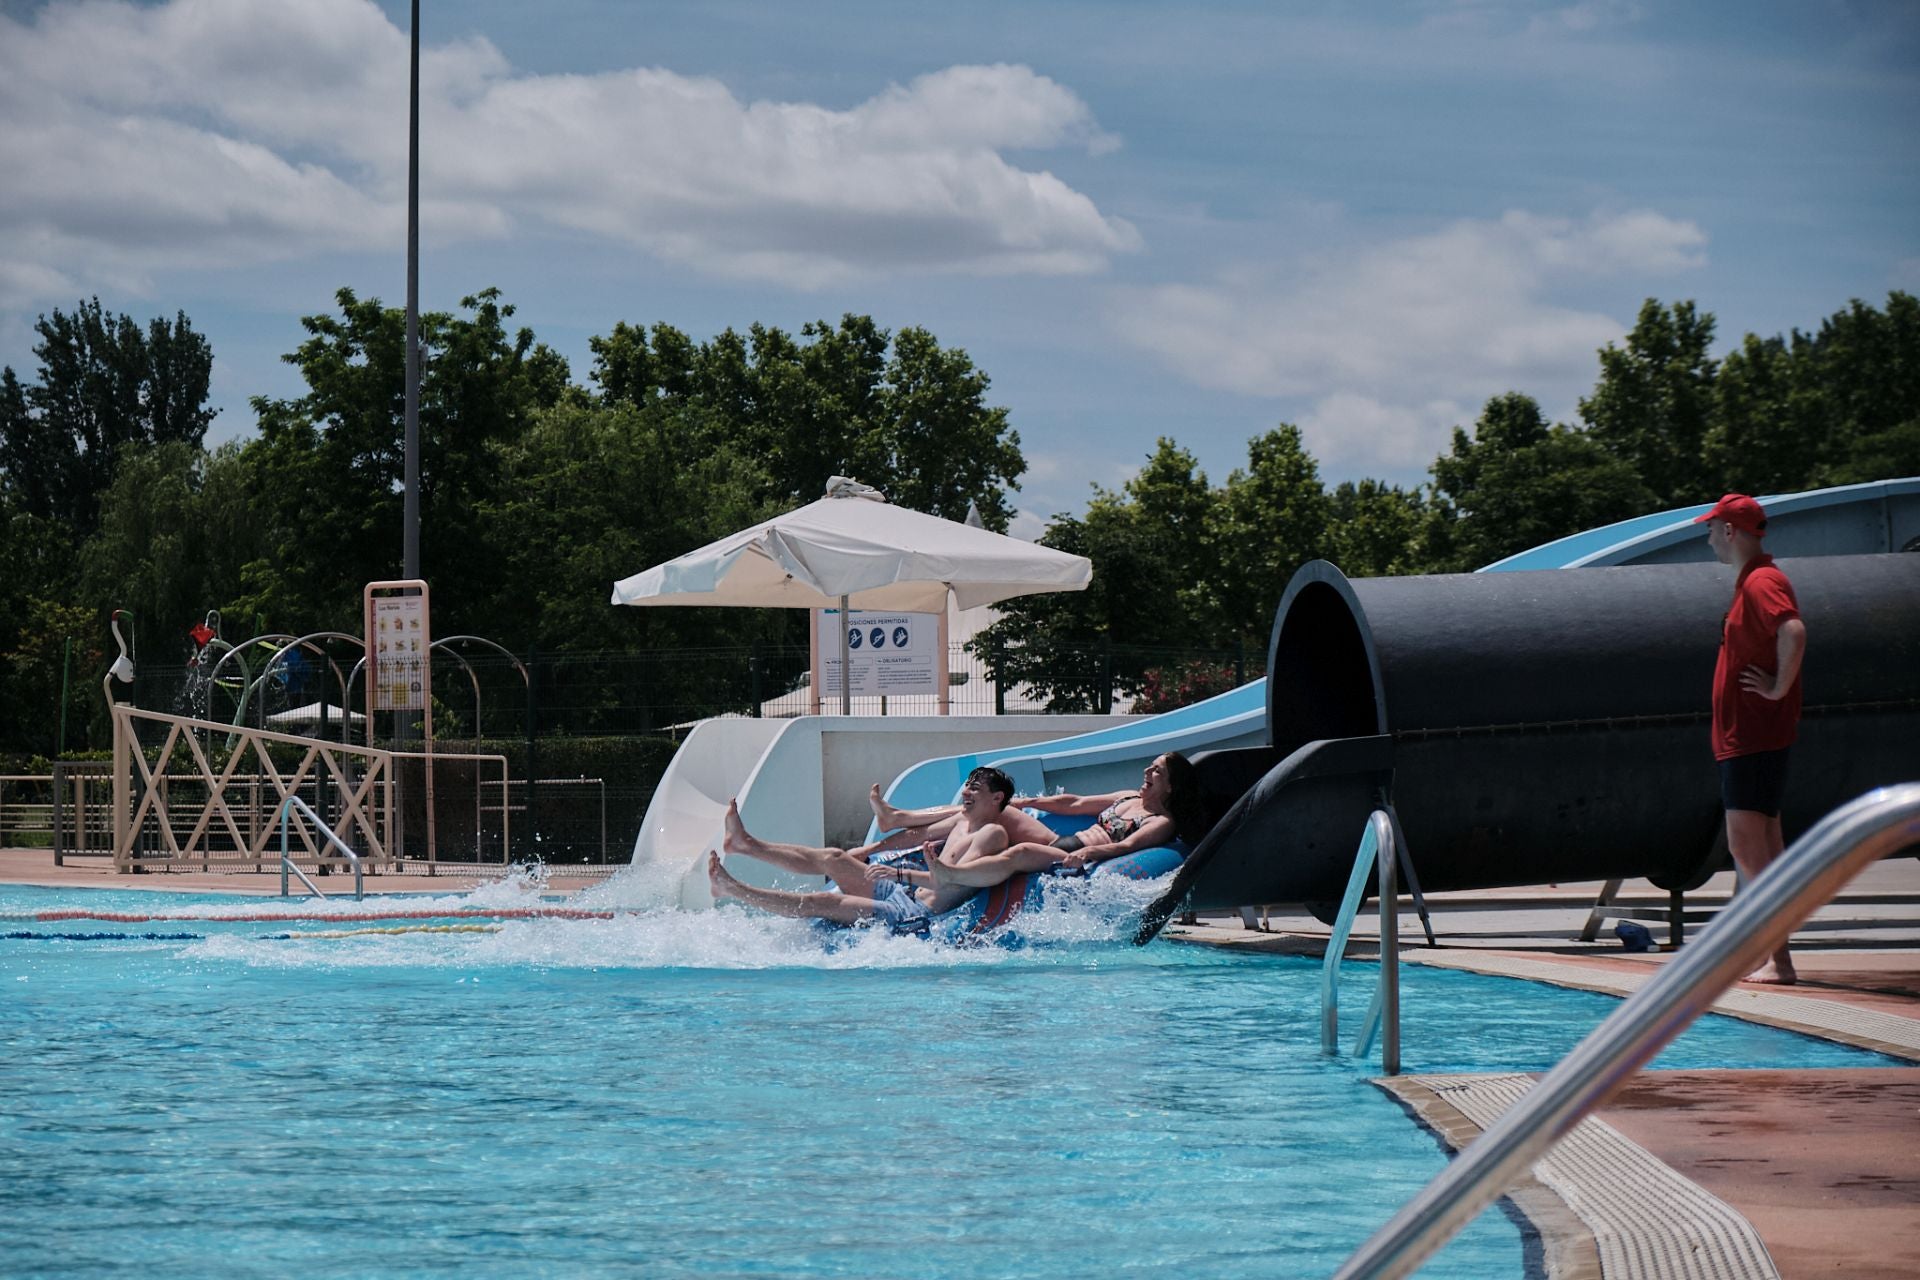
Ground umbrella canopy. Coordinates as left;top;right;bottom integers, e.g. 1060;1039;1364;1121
610;478;1091;612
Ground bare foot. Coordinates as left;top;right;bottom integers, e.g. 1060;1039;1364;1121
708;851;741;902
722;799;755;855
1746;959;1797;986
869;784;908;832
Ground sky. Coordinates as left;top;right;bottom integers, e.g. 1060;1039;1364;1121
2;0;1916;536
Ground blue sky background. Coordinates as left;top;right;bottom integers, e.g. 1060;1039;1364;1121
2;0;1915;533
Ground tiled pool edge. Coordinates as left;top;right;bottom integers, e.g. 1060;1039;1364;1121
1378;1073;1781;1280
1379;1074;1602;1280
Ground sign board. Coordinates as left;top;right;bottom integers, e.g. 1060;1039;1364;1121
815;609;941;699
363;582;433;716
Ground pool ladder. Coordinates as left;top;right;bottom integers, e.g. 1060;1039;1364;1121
1321;809;1402;1075
1331;781;1920;1280
277;794;365;901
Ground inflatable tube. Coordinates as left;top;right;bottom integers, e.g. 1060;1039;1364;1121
843;831;1187;946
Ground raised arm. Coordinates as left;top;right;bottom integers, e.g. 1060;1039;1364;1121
1018;790;1129;817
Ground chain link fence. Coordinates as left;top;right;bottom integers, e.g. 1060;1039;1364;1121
84;640;1262;868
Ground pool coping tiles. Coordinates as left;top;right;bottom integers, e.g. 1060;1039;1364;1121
1381;1072;1781;1280
1404;949;1920;1062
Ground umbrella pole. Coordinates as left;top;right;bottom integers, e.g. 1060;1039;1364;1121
839;594;852;715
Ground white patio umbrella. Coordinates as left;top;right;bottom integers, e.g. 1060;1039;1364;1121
266;701;369;731
610;477;1092;713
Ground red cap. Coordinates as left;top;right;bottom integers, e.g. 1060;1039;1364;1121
1693;493;1766;536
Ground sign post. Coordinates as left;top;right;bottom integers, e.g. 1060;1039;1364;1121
364;580;435;865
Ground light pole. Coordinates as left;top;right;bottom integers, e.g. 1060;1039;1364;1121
399;0;421;746
404;0;421;581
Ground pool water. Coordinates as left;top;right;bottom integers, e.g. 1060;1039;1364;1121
0;876;1893;1279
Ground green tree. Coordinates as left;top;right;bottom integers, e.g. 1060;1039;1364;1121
589;314;1024;526
1427;393;1657;571
1581;299;1717;506
0;299;215;532
1324;479;1426;578
973;439;1222;711
77;441;263;654
1706;291;1920;492
1209;425;1330;644
244;287;569;635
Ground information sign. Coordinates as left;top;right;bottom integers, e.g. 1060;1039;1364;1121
816;609;940;698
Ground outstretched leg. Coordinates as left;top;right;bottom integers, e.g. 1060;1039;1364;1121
869;783;958;834
924;841;1063;890
721;799;876;893
709;852;873;925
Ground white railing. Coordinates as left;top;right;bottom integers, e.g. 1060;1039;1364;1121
278;793;364;899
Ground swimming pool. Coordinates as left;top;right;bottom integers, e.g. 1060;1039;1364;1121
0;877;1893;1279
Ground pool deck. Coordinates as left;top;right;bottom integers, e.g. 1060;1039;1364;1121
6;846;1915;1277
1165;858;1920;1279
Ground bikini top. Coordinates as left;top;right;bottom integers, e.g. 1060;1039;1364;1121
1096;794;1150;842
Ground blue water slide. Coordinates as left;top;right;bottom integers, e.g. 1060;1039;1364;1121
868;678;1268;838
872;478;1920;843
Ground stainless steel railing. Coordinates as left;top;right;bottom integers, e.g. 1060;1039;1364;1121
1332;782;1920;1280
278;793;365;900
1321;809;1401;1075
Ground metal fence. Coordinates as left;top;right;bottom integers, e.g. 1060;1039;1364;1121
63;639;1262;872
117;639;1263;739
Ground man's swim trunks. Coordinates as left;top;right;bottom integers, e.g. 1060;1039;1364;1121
867;878;931;928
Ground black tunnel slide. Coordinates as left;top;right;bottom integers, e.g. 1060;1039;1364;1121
1136;554;1920;943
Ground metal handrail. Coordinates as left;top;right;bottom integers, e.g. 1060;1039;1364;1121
278;793;365;900
1332;782;1920;1280
1320;809;1401;1074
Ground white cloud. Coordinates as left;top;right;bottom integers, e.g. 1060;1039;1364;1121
1107;208;1706;472
1007;508;1050;541
0;0;1137;307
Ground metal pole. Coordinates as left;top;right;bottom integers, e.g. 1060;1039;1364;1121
57;634;72;756
1377;819;1400;1076
403;0;421;582
524;644;538;863
839;594;851;715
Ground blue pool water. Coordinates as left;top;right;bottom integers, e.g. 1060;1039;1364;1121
0;876;1894;1279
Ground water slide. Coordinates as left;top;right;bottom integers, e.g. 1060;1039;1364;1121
864;678;1269;836
1134;549;1920;941
627;713;1125;907
633;480;1919;928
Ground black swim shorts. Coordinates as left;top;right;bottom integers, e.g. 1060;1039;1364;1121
1719;747;1791;816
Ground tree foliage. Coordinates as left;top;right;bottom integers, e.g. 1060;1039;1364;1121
588;314;1024;527
1580;299;1717;507
1426;393;1656;572
0;299;215;532
2;285;1914;745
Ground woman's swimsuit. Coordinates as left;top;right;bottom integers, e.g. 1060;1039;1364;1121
1052;794;1152;853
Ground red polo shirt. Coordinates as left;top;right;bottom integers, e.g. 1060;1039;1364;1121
1711;553;1802;760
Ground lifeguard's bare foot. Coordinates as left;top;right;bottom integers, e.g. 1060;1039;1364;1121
722;800;755;855
708;851;741;902
1746;960;1797;985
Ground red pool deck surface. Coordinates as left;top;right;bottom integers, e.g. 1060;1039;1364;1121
7;847;1917;1276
